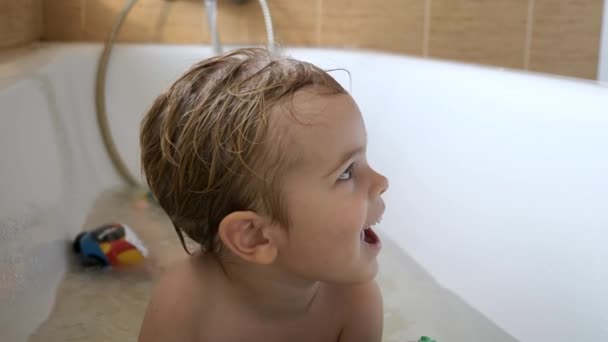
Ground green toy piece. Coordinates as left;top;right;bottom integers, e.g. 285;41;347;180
418;337;436;342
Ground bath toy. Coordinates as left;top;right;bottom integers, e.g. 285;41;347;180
408;335;437;342
72;223;148;268
418;337;436;342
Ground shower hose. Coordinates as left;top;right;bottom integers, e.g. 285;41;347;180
95;0;275;187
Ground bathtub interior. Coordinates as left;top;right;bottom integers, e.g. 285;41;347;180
23;188;514;342
1;43;608;341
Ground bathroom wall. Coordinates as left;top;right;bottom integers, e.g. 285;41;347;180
1;0;605;78
599;0;608;82
0;0;42;48
40;0;606;80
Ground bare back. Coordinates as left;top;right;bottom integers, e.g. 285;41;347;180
139;254;381;342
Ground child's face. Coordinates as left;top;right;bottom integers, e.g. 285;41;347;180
275;91;388;285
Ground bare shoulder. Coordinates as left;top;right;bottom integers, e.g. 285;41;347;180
138;256;207;342
328;281;384;342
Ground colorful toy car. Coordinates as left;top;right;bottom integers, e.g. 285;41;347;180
72;223;148;267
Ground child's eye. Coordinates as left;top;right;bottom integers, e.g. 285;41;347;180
338;164;354;181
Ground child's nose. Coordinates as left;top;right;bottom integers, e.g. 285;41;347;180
371;170;389;197
378;173;389;195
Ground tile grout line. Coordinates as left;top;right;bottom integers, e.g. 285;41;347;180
36;0;43;40
316;0;323;46
523;0;535;70
81;0;86;38
39;0;45;41
599;0;608;81
423;0;432;57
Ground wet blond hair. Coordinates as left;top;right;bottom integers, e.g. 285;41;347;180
140;48;346;253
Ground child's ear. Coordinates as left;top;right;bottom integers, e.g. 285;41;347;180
218;211;278;264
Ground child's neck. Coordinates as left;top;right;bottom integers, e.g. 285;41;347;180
215;253;321;319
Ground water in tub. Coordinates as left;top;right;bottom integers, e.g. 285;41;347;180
21;187;514;341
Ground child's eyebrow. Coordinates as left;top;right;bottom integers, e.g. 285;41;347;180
326;145;365;177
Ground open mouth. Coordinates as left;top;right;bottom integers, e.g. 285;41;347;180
360;216;382;246
362;226;380;245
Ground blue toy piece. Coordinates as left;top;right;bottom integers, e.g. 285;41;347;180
73;223;148;268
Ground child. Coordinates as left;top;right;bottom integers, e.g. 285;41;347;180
139;48;389;342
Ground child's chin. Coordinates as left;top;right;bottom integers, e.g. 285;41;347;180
361;258;379;281
339;259;379;285
318;258;379;285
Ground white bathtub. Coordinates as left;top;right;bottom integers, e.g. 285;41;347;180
1;43;607;342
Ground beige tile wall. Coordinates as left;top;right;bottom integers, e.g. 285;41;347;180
429;0;530;69
0;0;42;48
1;0;605;80
530;0;604;79
320;0;426;55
